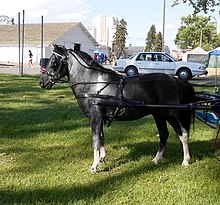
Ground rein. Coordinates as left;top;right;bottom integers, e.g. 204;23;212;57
50;50;124;103
68;50;95;70
68;49;118;75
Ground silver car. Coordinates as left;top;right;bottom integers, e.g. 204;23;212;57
113;52;208;80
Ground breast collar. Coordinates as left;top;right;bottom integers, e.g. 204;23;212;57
71;76;125;101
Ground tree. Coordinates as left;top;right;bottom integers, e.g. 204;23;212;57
144;25;163;52
172;0;220;14
155;32;163;51
174;15;219;51
112;18;128;58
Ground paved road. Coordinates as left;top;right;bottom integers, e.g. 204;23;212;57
1;63;220;87
0;63;113;75
0;65;41;75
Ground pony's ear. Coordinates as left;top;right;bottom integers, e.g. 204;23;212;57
61;45;67;53
52;44;58;49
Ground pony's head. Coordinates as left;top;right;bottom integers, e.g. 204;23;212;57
39;44;68;89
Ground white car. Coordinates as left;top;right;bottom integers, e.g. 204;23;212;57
113;52;208;80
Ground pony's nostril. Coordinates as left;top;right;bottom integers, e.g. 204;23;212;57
39;81;44;88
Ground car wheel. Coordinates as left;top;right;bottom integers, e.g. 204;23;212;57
177;68;192;80
125;66;138;76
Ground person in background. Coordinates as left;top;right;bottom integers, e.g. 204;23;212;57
28;50;33;68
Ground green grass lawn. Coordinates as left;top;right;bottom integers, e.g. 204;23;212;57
0;74;220;205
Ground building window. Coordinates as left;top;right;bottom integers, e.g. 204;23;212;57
74;43;81;51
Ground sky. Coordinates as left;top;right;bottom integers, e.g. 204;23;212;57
1;0;220;50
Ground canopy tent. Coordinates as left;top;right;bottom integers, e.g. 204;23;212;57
207;47;220;90
182;46;208;64
207;47;220;68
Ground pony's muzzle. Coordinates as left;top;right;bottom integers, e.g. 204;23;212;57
39;74;53;89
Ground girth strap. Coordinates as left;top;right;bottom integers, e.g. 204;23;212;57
106;77;125;126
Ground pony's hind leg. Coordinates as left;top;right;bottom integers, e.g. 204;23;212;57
152;114;169;165
167;116;190;166
178;127;190;166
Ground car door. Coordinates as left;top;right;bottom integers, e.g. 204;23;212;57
153;53;176;75
134;53;155;74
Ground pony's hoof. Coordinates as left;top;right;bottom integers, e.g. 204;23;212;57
89;166;97;174
181;161;189;167
151;157;159;165
152;158;159;165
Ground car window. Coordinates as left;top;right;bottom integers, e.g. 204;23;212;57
145;54;153;61
136;54;145;61
165;53;177;61
136;53;153;61
154;53;171;62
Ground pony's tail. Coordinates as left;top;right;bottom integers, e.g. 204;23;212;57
180;80;197;133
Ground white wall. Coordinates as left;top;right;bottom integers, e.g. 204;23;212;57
0;24;97;63
54;24;96;57
0;46;40;64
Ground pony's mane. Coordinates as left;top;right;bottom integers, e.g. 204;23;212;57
68;49;118;75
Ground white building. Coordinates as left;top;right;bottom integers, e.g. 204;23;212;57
86;15;119;51
0;22;99;64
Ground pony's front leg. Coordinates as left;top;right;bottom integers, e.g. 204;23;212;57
89;119;106;173
90;148;101;173
90;147;106;173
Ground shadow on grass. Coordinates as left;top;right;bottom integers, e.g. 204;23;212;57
103;137;220;171
1;139;219;205
0;163;160;204
1;74;220;204
1;105;85;136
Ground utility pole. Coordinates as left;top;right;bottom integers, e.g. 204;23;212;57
162;0;166;51
18;12;21;74
21;10;25;76
41;15;44;60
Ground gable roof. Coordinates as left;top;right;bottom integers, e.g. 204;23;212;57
0;22;99;47
187;46;207;54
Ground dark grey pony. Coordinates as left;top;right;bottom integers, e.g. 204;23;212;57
39;44;196;173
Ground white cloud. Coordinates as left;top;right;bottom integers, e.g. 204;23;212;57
0;0;91;23
26;9;50;18
58;13;87;21
0;0;50;16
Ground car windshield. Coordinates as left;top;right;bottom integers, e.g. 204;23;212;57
129;54;136;59
165;53;178;62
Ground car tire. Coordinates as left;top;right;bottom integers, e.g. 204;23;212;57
125;66;138;76
177;68;192;80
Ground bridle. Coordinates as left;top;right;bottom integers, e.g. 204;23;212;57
46;51;68;83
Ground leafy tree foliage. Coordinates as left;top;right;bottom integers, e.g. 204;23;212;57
175;15;219;51
144;25;163;52
172;0;219;14
155;32;163;51
112;18;128;58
